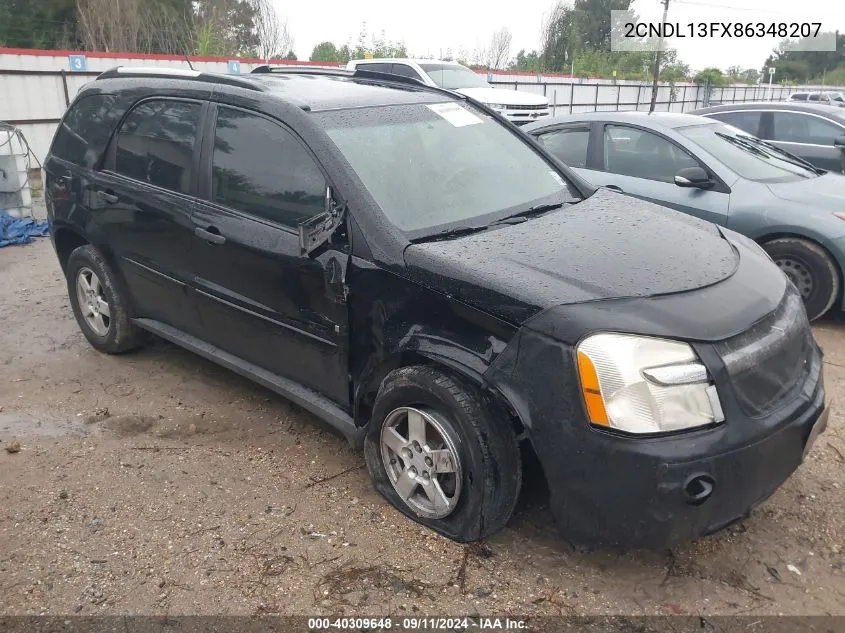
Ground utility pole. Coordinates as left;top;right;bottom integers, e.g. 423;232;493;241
648;0;670;113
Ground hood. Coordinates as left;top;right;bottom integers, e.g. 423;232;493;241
767;172;845;212
403;189;739;324
454;87;548;107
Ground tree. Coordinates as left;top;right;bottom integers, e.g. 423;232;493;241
484;28;512;70
282;50;296;60
349;24;407;59
0;0;80;49
741;68;761;84
763;33;845;84
541;0;636;72
193;0;259;56
251;0;292;62
694;67;727;86
310;41;344;62
509;49;544;72
77;0;194;54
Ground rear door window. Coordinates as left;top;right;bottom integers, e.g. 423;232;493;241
535;127;590;168
210;106;325;227
772;112;845;145
706;111;762;137
51;94;122;168
114;99;201;194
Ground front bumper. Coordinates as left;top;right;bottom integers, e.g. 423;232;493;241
549;357;825;549
484;255;825;548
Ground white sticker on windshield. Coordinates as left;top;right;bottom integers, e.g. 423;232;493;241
427;102;483;127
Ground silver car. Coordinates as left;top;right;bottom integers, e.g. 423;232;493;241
524;111;845;320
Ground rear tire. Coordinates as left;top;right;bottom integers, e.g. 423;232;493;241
763;237;839;321
364;366;521;542
66;244;144;354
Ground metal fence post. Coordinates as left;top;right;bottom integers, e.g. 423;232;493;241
682;85;687;110
595;83;600;111
60;69;70;107
569;84;574;113
553;89;557;116
615;85;621;111
636;84;642;111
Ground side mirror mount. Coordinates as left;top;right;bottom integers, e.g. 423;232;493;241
674;166;714;189
298;186;345;255
834;135;845;148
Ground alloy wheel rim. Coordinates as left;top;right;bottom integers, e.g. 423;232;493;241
75;267;111;336
379;406;462;519
775;257;813;299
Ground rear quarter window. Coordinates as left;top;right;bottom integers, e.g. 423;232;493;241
50;94;123;168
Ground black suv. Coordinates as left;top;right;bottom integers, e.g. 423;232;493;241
45;65;829;549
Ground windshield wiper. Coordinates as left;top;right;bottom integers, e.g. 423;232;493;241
410;225;489;243
716;132;816;176
737;134;822;174
494;202;567;224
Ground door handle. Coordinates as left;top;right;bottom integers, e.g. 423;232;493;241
194;226;226;245
96;190;119;204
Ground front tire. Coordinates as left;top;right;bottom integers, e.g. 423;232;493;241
66;244;143;354
763;238;840;321
364;366;521;542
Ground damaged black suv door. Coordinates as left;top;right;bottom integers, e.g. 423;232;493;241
188;104;350;405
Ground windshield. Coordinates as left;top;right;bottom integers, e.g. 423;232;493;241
419;64;491;90
678;123;819;182
318;102;579;237
828;93;845;102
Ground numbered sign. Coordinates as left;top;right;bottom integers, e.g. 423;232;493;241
228;60;241;74
68;55;88;72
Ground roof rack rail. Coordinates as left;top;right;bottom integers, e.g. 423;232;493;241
96;66;265;91
250;65;466;103
251;65;351;76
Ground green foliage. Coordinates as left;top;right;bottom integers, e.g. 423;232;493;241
693;67;727;86
509;49;544;72
0;0;80;49
764;32;845;84
816;66;845;86
310;41;344;62
309;24;406;63
282;49;296;60
541;0;635;72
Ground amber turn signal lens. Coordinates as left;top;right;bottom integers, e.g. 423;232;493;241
577;351;609;426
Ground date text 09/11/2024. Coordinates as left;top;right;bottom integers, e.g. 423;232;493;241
307;617;529;630
623;21;822;39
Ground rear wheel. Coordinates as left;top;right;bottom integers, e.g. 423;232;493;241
66;244;144;354
763;237;840;321
364;366;521;542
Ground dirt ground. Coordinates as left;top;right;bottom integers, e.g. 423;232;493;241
1;236;844;618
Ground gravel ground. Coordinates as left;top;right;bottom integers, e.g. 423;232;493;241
1;236;844;617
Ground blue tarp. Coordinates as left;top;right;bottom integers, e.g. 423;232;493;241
0;210;49;247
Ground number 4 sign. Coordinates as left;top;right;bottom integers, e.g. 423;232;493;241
68;55;88;72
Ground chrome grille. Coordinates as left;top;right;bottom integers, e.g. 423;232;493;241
505;104;547;111
715;285;815;418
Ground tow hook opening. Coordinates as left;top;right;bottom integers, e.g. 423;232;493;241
684;474;715;506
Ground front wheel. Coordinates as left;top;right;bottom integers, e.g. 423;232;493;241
763;238;840;321
364;366;521;542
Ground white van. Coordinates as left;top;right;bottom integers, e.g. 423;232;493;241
347;58;551;125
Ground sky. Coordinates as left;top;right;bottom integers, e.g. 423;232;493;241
275;0;844;72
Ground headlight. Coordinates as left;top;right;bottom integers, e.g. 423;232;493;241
487;103;507;111
576;333;725;434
